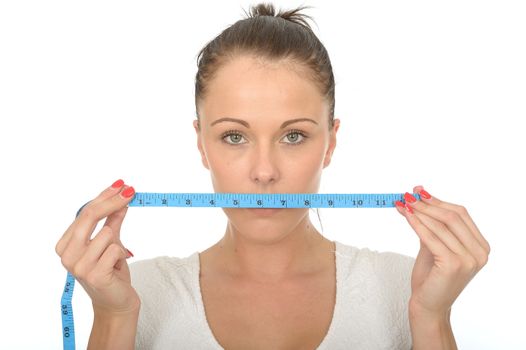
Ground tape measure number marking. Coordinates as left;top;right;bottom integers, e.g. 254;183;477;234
128;192;419;208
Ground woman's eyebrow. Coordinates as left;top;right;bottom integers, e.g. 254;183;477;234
210;117;318;129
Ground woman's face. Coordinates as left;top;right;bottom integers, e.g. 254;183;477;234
194;54;340;243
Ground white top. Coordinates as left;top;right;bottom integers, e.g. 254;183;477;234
129;240;415;349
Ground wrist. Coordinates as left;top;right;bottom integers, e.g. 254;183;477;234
92;302;140;337
409;310;451;334
408;301;457;350
89;304;140;350
93;296;141;318
93;305;140;323
408;299;450;323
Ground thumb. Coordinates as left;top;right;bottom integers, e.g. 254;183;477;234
103;205;128;238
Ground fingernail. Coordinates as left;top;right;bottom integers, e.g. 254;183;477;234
404;192;417;203
111;179;124;188
404;202;414;214
420;189;431;199
395;200;405;209
122;186;135;198
125;248;134;258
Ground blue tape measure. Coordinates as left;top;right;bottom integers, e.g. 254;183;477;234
60;191;419;349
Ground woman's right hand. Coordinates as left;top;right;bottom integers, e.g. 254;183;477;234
55;179;140;315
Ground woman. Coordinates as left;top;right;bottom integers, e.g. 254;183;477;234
55;3;490;349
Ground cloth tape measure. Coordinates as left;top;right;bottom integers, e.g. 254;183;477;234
61;191;420;349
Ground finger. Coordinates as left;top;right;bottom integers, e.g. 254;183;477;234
102;206;128;244
398;201;453;258
56;206;88;255
91;179;128;206
57;182;128;257
411;240;435;293
413;186;490;254
90;243;128;288
73;226;118;279
56;179;126;256
67;185;134;253
55;186;134;267
405;192;487;262
403;197;467;255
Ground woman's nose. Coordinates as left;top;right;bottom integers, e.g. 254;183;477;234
250;146;280;184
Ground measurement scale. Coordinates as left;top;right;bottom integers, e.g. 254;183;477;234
61;191;419;349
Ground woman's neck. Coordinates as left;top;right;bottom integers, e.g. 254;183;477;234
203;215;335;284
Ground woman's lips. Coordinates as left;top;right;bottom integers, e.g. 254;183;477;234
246;208;282;216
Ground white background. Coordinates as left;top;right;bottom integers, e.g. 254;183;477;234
1;0;524;349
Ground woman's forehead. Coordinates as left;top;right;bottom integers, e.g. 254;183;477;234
201;58;326;118
208;56;320;98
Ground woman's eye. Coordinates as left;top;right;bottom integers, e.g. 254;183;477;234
284;132;305;144
221;130;308;146
223;132;246;145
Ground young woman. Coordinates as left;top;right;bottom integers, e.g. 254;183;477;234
55;3;490;349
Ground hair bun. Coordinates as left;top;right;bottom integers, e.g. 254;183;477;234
246;2;276;17
244;2;316;31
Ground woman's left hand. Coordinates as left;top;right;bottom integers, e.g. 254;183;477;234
395;185;491;319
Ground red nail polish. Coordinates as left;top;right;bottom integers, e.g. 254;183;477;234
125;248;134;258
420;189;431;199
404;203;414;214
395;200;405;209
404;192;417;203
111;179;124;188
122;186;135;198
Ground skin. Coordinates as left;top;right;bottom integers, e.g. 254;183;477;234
55;182;140;350
193;53;492;348
395;187;491;349
54;52;491;350
193;54;340;283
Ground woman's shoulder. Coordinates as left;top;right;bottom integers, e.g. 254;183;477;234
128;251;200;293
128;251;198;272
335;240;415;267
334;240;415;286
331;241;415;348
128;252;208;349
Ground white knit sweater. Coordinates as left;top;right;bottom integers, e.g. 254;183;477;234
129;240;415;349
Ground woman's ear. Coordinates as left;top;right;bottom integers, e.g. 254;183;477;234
323;118;340;168
193;119;210;170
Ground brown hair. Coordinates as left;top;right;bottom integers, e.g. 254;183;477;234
194;2;336;132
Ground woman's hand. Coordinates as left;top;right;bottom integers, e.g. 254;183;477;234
55;179;140;315
395;185;491;319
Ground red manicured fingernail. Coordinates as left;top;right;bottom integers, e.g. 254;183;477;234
404;203;414;214
125;248;134;258
111;179;124;188
404;192;416;203
122;186;135;198
420;189;431;199
395;200;405;209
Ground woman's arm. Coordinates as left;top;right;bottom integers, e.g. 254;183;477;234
87;305;140;350
409;306;457;350
395;186;490;350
